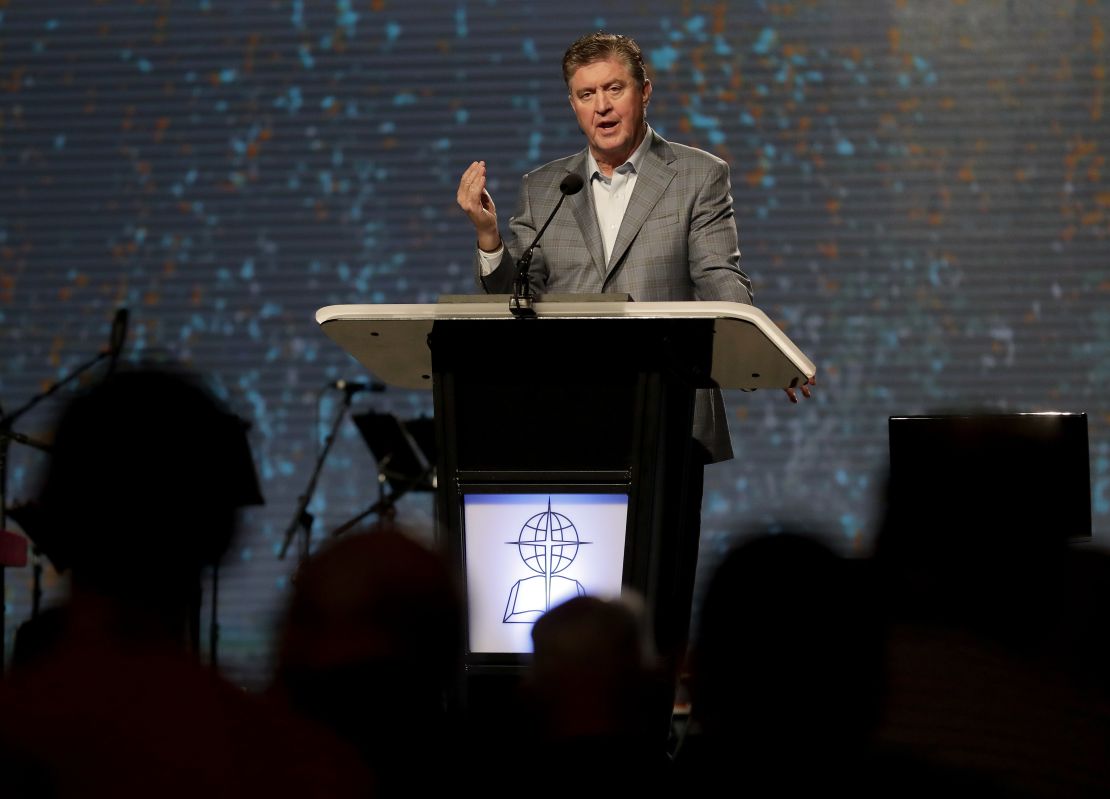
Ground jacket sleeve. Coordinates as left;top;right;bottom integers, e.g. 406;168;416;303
687;158;753;305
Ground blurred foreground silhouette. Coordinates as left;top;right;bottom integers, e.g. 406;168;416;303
0;366;371;798
272;521;464;795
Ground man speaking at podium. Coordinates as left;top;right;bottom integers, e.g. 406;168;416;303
454;31;814;684
457;31;810;468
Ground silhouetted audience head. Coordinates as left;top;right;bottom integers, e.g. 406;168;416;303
517;594;671;796
274;521;463;791
0;365;375;799
688;531;883;756
871;416;1110;796
32;364;260;631
528;595;654;739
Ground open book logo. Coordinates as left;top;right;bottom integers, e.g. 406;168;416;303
503;497;591;623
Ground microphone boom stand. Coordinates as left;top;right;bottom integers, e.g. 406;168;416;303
278;389;355;562
0;342;116;671
328;462;435;539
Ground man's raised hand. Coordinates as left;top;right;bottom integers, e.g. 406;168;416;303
456;160;501;252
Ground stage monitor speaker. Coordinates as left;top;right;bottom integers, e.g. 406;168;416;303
887;412;1091;549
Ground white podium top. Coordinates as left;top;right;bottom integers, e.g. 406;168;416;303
316;300;816;391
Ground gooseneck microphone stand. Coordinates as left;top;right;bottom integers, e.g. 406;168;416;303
510;173;585;318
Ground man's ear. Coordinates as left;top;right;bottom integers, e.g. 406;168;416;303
642;79;652;109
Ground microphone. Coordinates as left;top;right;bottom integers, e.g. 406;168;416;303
329;379;385;395
558;172;586;196
107;308;129;374
511;173;585;317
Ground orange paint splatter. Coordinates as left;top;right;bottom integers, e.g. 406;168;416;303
1088;156;1104;182
712;3;727;36
49;336;64;369
888;27;901;53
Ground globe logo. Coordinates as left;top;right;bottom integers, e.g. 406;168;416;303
503;497;589;623
517;504;579;575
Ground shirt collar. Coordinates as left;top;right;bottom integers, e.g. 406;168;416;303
587;125;654;183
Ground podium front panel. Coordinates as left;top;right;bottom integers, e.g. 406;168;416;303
431;316;713;670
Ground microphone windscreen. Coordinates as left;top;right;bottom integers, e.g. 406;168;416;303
559;173;585;196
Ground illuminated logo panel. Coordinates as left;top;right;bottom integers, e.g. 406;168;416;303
463;493;628;654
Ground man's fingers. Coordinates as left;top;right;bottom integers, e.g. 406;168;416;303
457;167;481;212
457;162;499;243
457;161;490;216
783;376;815;403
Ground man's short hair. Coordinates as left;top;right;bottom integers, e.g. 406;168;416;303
562;31;648;88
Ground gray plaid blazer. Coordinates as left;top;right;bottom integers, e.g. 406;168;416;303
476;131;753;462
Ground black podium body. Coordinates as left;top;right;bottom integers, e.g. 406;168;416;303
317;299;815;682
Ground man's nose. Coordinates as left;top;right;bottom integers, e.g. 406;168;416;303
593;92;612;113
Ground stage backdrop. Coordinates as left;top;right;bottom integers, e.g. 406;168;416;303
1;1;1107;687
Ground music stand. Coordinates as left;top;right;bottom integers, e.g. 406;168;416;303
328;412;436;537
403;416;437;487
352;411;436;495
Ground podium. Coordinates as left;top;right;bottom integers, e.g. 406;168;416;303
316;298;815;684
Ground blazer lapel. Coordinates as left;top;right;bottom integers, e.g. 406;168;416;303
565;152;607;280
606;133;677;276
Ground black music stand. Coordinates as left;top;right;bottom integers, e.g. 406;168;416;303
328;412;436;537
